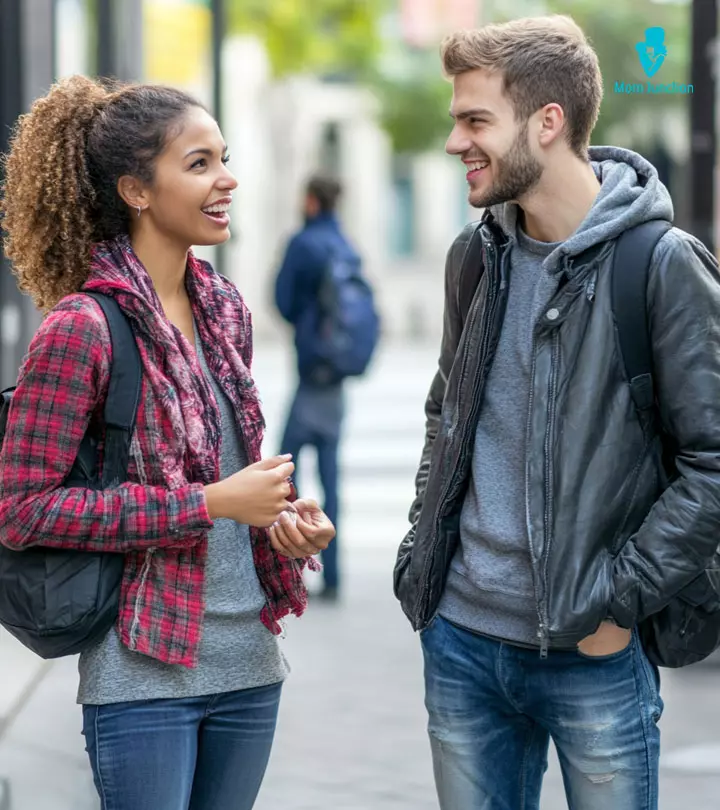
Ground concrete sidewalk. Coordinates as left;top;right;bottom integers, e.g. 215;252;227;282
0;630;48;736
0;631;94;810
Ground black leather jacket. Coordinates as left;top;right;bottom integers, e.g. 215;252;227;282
394;210;720;661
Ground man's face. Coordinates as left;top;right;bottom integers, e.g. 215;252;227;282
446;69;543;209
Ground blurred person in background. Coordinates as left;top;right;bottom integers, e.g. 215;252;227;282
0;75;335;810
394;14;720;810
275;174;377;602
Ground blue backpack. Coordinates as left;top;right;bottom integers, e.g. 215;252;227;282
296;248;380;385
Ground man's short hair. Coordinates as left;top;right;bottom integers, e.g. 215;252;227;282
441;15;603;159
307;175;342;213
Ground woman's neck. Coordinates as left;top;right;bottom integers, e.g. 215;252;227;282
130;228;190;303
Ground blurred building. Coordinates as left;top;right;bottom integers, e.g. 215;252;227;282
220;2;488;343
0;0;143;388
219;36;424;342
0;0;43;389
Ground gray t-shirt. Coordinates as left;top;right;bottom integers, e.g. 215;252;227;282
77;332;289;705
438;225;562;647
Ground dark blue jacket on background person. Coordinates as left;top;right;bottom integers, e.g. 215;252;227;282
274;203;360;597
275;211;360;382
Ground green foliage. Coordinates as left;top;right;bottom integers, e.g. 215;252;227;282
227;0;386;78
373;76;453;154
369;51;454;155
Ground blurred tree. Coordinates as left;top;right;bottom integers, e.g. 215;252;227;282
227;0;387;78
370;52;453;154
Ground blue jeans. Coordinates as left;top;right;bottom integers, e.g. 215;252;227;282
421;616;663;810
279;384;341;589
81;683;282;810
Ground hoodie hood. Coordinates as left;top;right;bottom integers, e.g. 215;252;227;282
489;146;674;275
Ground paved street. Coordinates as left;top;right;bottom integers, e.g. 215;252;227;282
2;341;720;809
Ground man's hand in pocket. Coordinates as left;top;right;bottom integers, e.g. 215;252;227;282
577;622;632;657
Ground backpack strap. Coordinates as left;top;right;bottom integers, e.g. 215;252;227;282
85;293;142;487
611;220;672;418
458;220;485;325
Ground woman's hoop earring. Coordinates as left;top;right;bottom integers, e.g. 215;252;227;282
136;206;143;218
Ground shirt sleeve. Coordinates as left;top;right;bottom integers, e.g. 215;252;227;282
0;299;213;553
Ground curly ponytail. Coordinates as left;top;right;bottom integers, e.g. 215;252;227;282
1;75;202;311
1;76;108;310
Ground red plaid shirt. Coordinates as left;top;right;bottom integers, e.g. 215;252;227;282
0;243;309;666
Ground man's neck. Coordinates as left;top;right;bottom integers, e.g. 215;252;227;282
518;158;601;244
307;211;335;225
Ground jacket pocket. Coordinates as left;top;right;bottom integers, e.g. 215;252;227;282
677;570;720;608
394;532;416;625
414;509;462;629
639;569;720;668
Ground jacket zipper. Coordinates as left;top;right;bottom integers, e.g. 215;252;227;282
414;240;503;627
538;331;561;657
533;270;597;655
524;345;546;655
585;270;597;302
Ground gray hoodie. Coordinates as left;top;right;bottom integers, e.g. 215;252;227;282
437;146;674;647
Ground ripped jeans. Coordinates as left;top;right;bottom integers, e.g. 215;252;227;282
421;616;663;810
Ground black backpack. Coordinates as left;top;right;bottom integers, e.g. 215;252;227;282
460;218;720;668
611;222;720;668
0;293;141;659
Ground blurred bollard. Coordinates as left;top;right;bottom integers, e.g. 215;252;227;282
689;0;716;255
407;301;428;342
0;777;10;810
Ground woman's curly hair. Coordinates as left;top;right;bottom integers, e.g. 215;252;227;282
1;75;202;311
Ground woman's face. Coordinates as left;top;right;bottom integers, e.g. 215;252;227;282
133;106;238;249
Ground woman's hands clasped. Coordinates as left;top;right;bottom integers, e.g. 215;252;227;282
268;498;336;559
203;456;337;559
204;454;295;527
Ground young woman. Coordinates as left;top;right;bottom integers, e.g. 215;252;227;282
0;75;334;810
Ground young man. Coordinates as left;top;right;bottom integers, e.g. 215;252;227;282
394;15;720;810
275;175;360;601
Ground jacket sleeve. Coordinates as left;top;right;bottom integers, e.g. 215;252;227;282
609;232;720;626
0;302;213;553
274;235;314;323
394;224;479;588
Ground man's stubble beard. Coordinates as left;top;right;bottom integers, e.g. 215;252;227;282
470;123;543;209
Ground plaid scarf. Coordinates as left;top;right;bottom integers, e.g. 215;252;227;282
85;235;310;642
